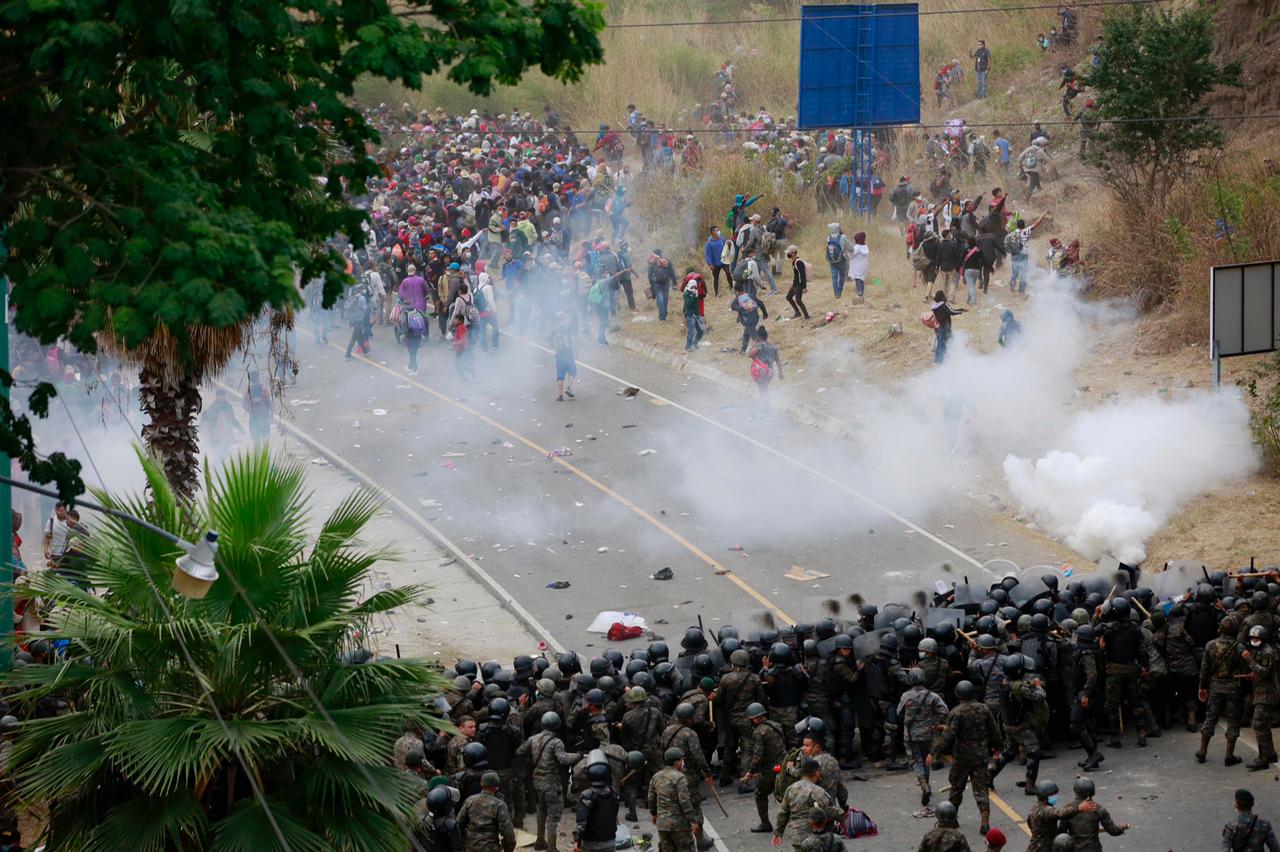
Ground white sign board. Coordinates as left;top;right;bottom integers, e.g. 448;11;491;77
1210;260;1280;358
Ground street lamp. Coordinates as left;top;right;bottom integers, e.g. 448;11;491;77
172;531;220;599
0;475;219;600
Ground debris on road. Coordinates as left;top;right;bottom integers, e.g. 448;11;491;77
290;398;321;406
652;567;674;580
728;545;744;552
785;565;830;582
638;448;657;456
442;451;466;458
371;408;388;416
546;580;571;589
418;498;442;510
597;546;609;553
310;458;331;467
620;387;641;397
545;447;572;459
588;611;646;633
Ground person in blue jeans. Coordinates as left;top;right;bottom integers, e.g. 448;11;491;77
825;223;852;297
647;249;676;321
703;226;729;296
931;290;965;364
682;278;705;352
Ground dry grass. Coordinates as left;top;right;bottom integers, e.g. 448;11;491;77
1082;155;1280;350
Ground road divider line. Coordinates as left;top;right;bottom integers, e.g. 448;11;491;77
508;333;984;569
308;338;797;626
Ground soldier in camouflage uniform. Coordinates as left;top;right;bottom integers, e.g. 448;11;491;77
395;723;426;771
917;638;951;697
802;640;837;754
914;800;971;852
448;716;478;774
1098;598;1152;748
456;770;516;852
660;703;710;823
763;644;809;748
1069;625;1104;772
742;702;787;833
679;676;718;765
619;686;666;819
988;654;1047;794
648;748;701;852
1198;617;1247;766
1064;778;1128;852
829;636;860;765
774;757;834;851
1243;626;1279;770
1026;781;1090;852
515;711;581;852
716;649;765;786
525;679;560;737
1221;788;1280;852
898;667;948;811
931;680;1001;835
479;698;525;827
799;805;847;851
798;720;847;812
1167;602;1208;731
1238;591;1278;647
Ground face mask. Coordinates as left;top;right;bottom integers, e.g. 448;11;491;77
1047;796;1058;806
1252;640;1263;648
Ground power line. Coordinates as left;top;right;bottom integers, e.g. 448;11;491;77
604;0;1168;29
50;390;295;852
460;112;1280;137
88;373;430;852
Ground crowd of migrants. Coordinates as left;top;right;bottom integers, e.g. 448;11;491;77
325;69;1104;389
387;565;1280;851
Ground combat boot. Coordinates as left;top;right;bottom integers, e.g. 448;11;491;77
1080;752;1104;772
750;799;772;832
534;812;547;850
1136;729;1147;747
1195;731;1211;763
1224;737;1243;767
696;834;716;850
625;805;638;822
919;777;932;806
1186;709;1199;733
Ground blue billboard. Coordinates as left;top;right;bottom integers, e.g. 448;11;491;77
798;4;921;129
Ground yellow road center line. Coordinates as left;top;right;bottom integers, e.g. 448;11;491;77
989;791;1032;836
507;333;984;569
320;338;795;625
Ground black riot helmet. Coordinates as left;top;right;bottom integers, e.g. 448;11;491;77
557;652;582;677
1002;654;1025;680
488;697;511;722
979;600;999;617
1075;624;1097;645
455;660;479;681
586;762;611;786
625;659;649;680
427;786;453;815
604;649;624;671
653;662;677;687
585;688;607;708
1032;598;1053;616
589;657;610;679
462;742;489;769
692;654;715;678
833;634;853;650
770;643;794;666
1109;597;1130;620
631;671;655;692
1030;614;1050;634
955;680;976;700
720;637;741;656
902;624;923;647
674;702;696;722
989;588;1009;606
802;639;819;658
1073;777;1095;798
681;627;708;652
976;615;998;636
648;642;670;663
480;660;502;682
816;619;837;640
1195;583;1215;604
717;625;739;643
629;648;652;664
513;655;535;678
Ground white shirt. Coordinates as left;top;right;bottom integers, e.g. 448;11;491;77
45;514;69;558
849;244;869;280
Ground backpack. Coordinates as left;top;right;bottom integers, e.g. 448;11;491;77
1004;231;1024;255
1023;151;1038;170
473;285;489;312
750;357;772;382
732;259;751;283
910;236;935;272
920;308;941;330
462;297;478;326
407;310;428;337
801;259;817;281
587;282;606;306
825;236;842;264
836;807;879;839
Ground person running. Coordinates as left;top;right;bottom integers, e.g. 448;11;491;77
992;131;1011;178
748;326;782;399
1007;213;1049;294
785;246;810;320
931;290;965;364
451;314;472;382
731;284;762;354
550;314;577;401
1019;143;1049;201
682;276;705;352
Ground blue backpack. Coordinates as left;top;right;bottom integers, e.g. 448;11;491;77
407;310;427;337
825;236;842;264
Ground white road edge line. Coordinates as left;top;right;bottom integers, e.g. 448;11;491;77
509;333;983;569
270;408;732;850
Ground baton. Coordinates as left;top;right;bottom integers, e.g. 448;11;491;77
704;776;730;818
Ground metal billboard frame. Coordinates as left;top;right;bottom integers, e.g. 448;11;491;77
797;4;921;130
1209;259;1280;386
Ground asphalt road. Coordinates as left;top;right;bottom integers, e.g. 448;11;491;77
272;321;1273;851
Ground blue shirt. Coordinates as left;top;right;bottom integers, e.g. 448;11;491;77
993;137;1011;163
704;235;726;267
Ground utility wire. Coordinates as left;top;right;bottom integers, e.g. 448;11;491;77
49;388;295;852
604;0;1169;28
88;370;430;852
451;112;1280;136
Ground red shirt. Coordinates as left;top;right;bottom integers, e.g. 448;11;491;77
452;323;469;353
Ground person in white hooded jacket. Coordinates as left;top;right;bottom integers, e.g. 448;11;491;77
848;231;870;300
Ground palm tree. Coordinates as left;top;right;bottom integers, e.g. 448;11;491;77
1;448;449;851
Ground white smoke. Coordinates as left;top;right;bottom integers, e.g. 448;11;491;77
1003;392;1257;563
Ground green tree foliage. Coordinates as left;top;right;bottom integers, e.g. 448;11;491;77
1083;5;1241;204
1;448;451;850
0;0;606;499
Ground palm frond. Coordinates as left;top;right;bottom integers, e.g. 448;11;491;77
92;789;209;852
212;797;329;852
